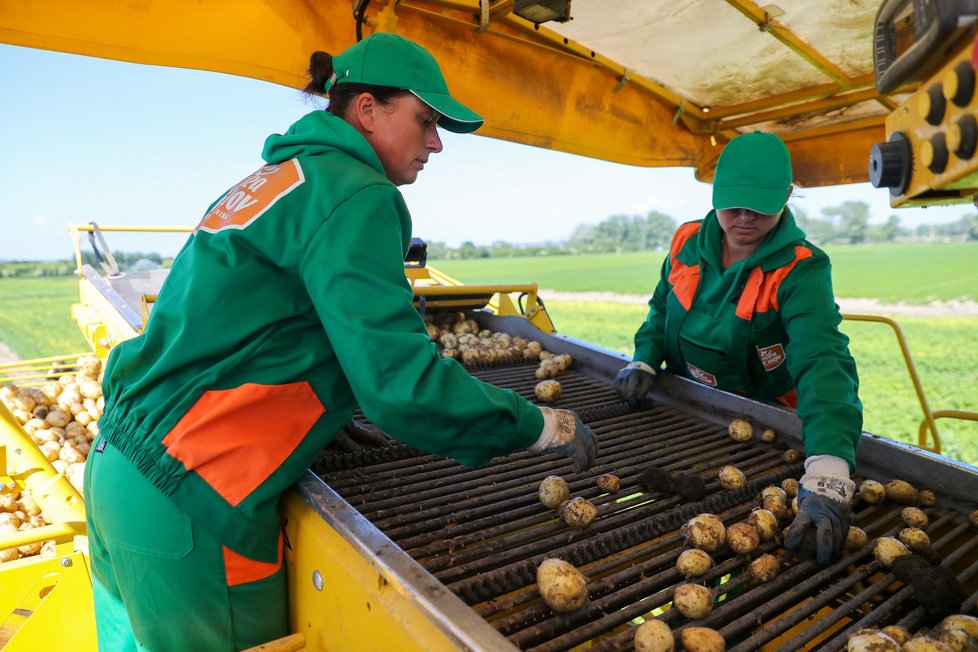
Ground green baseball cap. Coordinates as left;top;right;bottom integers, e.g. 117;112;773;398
326;33;485;134
712;131;793;215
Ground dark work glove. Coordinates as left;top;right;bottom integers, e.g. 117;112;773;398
615;362;657;407
530;407;599;473
327;419;390;454
784;455;855;566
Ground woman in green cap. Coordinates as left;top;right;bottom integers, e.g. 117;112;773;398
84;33;596;651
615;130;862;567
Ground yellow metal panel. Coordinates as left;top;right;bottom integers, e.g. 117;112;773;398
0;549;96;652
282;491;462;652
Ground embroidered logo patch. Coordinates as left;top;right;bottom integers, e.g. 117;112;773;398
195;160;305;233
757;343;786;371
686;363;717;387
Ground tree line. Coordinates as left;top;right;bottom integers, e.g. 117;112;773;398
0;252;172;278
427;201;978;259
3;202;977;274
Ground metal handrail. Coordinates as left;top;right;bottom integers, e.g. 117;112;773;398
918;410;978;453
843;313;945;452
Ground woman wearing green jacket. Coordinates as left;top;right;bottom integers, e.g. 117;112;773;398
84;33;596;651
616;131;862;567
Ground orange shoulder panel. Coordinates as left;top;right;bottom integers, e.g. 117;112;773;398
667;222;702;310
735;245;813;319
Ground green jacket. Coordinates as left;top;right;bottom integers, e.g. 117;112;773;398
97;110;543;561
632;210;862;469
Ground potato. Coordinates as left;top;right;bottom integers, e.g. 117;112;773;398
680;627;725;652
672;583;713;619
728;418;752;442
538;476;570;509
763;495;792;521
534;380;562;403
683;514;726;553
939;615;978;638
969;510;978;529
726;522;760;555
676;549;713;578
536;558;588;613
898;527;931;551
534;363;560;380
935;628;972;651
561;497;597;529
717;465;746;490
844;526;869;550
760;428;776;443
918;490;937;508
596;473;620;493
781;478;799;499
881;625;910;645
885;479;918;505
859;479;886;504
749;553;779;583
0;494;16;513
760;485;787;501
873;536;910;568
902;507;929;529
847;628;902;651
783;449;804;464
902;635;955;651
748;509;779;541
633;619;674;652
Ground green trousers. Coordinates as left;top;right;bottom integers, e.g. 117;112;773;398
84;436;288;651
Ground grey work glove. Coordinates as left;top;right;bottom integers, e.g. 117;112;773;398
784;455;855;566
327;418;390;454
615;361;657;407
530;407;598;473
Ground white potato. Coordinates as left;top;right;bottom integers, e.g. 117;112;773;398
536;558;588;613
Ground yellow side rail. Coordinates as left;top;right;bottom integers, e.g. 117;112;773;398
842;313;978;454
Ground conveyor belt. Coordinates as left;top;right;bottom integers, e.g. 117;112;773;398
312;360;978;651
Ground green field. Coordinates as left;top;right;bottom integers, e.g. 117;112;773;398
432;242;978;302
2;248;977;466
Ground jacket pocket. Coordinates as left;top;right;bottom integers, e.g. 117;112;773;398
162;382;325;506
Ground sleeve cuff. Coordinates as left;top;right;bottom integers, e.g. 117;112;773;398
530;406;557;452
804;454;850;479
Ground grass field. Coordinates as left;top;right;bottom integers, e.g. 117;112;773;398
432;242;978;302
2;249;977;466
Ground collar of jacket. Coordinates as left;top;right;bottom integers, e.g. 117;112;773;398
689;208;808;272
260;110;387;177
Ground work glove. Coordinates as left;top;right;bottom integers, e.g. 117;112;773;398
615;361;657;407
327;418;391;454
784;455;855;567
530;407;598;473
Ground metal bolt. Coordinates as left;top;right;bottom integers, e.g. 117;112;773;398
6;482;14;490
61;557;72;568
312;570;323;591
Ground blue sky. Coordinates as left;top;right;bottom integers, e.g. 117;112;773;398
2;43;972;262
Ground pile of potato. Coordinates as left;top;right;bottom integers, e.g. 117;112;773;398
425;311;548;366
1;355;102;563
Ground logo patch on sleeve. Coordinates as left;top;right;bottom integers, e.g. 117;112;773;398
195;160;305;233
757;343;786;371
686;363;717;386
